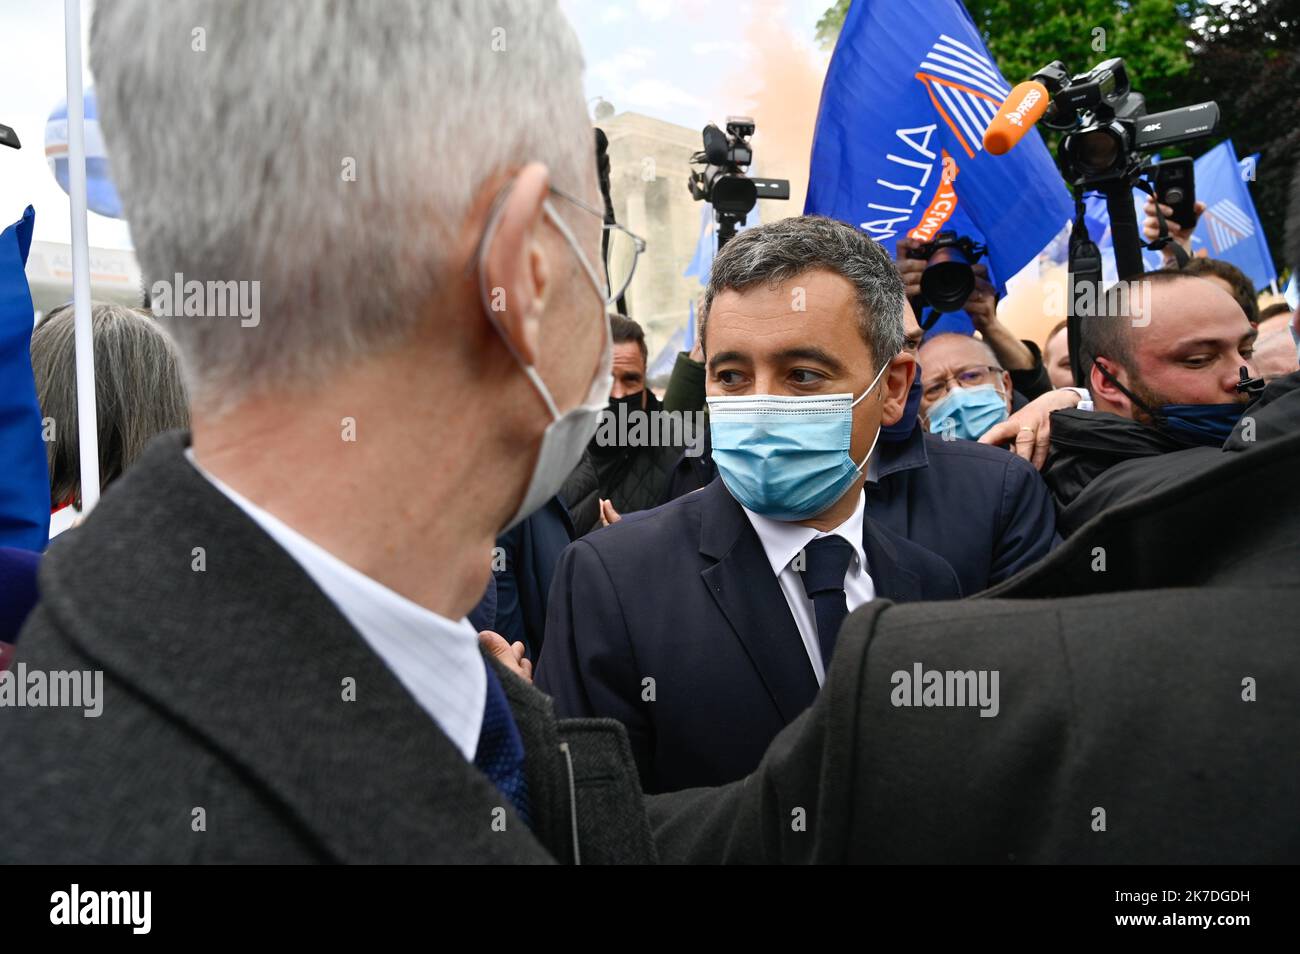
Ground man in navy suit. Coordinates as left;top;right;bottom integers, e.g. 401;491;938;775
537;216;961;793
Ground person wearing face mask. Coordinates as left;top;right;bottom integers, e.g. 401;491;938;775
660;296;1058;595
1037;269;1266;518
586;315;689;524
535;215;962;794
0;0;659;865
916;333;1015;442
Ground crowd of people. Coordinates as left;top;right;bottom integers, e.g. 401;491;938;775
0;0;1296;864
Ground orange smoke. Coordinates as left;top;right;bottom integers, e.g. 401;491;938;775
717;3;830;219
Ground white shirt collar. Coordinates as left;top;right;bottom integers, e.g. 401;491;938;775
742;488;869;578
184;449;486;762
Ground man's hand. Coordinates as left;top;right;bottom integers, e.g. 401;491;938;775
479;630;533;683
964;266;998;335
964;264;1035;371
599;497;622;527
689;336;704;364
979;387;1083;470
1142;198;1206;266
894;237;925;300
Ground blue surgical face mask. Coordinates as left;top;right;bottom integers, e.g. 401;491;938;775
1092;359;1257;448
879;362;922;443
706;361;891;521
1151;402;1247;446
926;384;1008;441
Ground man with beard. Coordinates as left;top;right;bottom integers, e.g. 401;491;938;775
1040;269;1262;515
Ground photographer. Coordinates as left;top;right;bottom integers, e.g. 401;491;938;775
895;238;1053;401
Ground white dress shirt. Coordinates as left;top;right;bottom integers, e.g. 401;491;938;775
185;450;486;761
741;488;875;685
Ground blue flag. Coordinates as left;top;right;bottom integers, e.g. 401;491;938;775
1085;141;1277;289
647;324;686;380
804;0;1071;295
683;204;716;285
0;206;51;551
1189;140;1276;290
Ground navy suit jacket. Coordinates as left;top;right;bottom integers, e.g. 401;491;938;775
536;477;961;793
666;424;1058;595
496;496;577;659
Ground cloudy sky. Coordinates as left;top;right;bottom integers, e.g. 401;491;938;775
0;1;830;251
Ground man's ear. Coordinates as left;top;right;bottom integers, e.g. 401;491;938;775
1089;358;1131;414
999;370;1014;410
481;162;551;367
879;352;916;426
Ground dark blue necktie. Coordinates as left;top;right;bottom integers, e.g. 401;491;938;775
797;536;856;668
474;661;532;828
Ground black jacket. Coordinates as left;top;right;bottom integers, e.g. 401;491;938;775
1059;369;1300;535
588;390;684;515
1041;407;1200;514
0;433;656;864
649;423;1300;863
560;451;600;536
536;477;961;793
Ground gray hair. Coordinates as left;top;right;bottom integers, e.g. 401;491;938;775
32;303;189;506
918;332;1003;371
699;215;906;375
90;0;590;410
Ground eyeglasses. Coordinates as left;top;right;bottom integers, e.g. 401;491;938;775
473;182;648;309
548;185;647;306
922;365;1005;403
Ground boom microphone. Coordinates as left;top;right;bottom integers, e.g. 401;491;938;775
984;81;1050;155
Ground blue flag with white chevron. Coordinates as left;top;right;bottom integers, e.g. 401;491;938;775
1188;140;1275;290
804;0;1072;293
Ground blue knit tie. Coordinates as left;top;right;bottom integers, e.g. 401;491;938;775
474;661;532;828
797;536;856;668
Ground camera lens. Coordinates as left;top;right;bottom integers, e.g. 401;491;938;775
710;175;758;215
1073;128;1122;175
920;247;975;313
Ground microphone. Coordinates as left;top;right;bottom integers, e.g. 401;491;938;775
983;81;1050;155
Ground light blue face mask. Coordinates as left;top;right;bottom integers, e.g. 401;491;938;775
926;383;1008;441
706;362;890;521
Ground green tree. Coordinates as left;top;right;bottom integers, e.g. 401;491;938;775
1182;0;1300;279
817;1;1202;112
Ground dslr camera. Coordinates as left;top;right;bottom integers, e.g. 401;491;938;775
905;231;987;315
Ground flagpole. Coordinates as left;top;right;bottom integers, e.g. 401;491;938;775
64;0;101;513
